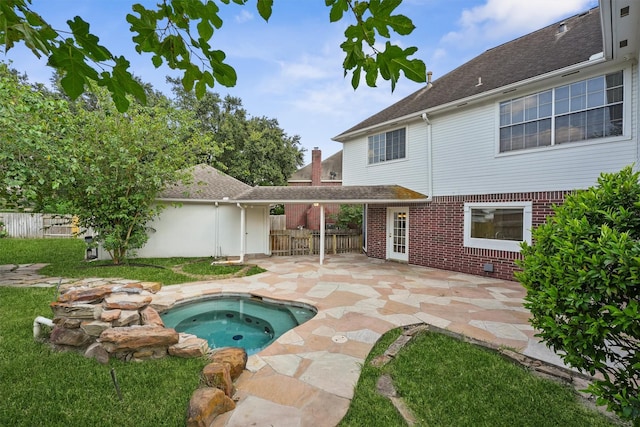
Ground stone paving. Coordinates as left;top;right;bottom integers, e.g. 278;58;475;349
0;255;570;427
149;254;569;427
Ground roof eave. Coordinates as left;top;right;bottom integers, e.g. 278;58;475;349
233;198;431;204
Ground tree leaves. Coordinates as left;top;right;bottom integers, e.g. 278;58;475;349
330;0;426;90
1;0;427;109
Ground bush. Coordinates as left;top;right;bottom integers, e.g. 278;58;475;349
0;221;8;238
516;166;639;423
330;204;363;230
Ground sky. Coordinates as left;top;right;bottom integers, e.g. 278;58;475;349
3;0;599;165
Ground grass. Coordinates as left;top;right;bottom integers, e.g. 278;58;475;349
0;286;208;426
0;238;264;285
340;330;618;427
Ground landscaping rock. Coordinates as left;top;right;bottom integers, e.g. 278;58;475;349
84;342;109;365
54;317;82;329
132;347;167;360
100;309;121;322
50;302;100;319
80;320;112;337
139;281;162;293
98;325;179;353
202;362;234;398
104;293;152;310
57;286;113;304
186;387;235;427
208;347;247;380
112;310;140;327
140;306;164;327
50;326;92;347
169;334;209;358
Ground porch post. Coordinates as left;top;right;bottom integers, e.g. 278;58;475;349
319;203;325;265
237;203;246;263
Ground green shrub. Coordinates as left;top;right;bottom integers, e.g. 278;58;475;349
516;166;640;423
330;204;363;230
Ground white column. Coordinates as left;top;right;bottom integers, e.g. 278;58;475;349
319;204;325;265
237;203;246;263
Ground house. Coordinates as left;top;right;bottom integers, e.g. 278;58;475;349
285;148;343;230
333;2;639;280
133;164;426;264
134;164;270;260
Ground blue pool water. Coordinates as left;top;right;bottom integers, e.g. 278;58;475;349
161;295;317;355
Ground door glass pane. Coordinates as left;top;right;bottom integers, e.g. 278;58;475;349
393;212;406;254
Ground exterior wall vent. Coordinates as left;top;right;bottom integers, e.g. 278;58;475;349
621;6;630;17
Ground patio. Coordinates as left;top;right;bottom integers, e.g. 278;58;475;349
152;253;568;427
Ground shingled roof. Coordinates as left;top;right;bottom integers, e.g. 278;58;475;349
335;7;603;139
289;150;343;181
158;164;251;201
158;164;427;203
236;185;427;203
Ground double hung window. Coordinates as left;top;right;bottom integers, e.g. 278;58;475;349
499;71;623;153
368;128;406;164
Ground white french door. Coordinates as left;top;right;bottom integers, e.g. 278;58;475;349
386;207;409;262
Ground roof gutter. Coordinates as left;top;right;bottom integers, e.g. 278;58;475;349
334;55;608;142
231;198;431;204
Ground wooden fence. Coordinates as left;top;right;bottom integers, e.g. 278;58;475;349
269;215;286;231
270;229;362;256
0;213;77;238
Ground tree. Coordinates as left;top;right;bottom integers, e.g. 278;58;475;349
0;66;203;263
61;88;202;263
0;62;74;210
169;77;304;186
516;166;640;423
0;0;426;112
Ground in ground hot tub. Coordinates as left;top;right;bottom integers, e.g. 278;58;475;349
161;295;316;355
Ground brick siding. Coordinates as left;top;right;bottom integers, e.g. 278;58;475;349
366;191;570;281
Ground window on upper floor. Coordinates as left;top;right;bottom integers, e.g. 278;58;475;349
368;128;406;164
463;202;532;252
499;70;623;153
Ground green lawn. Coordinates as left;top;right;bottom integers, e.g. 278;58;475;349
340;330;618;427
0;238;264;285
0;286;208;427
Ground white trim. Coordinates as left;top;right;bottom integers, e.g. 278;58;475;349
463;201;532;252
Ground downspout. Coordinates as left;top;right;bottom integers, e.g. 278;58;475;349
33;316;54;339
319;204;325;265
214;202;220;258
422;112;434;201
237;203;246;263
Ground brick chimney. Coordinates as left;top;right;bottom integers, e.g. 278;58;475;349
311;147;322;186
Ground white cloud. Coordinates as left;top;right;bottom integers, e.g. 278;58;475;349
234;10;254;24
443;0;598;45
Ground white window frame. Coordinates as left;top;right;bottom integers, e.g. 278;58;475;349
495;68;630;156
463;202;532;252
367;127;407;165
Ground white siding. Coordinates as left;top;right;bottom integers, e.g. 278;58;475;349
342;63;638;197
135;203;269;258
432;65;638;195
342;122;429;195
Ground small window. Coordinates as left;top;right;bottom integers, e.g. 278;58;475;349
368;128;406;164
463;202;532;251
